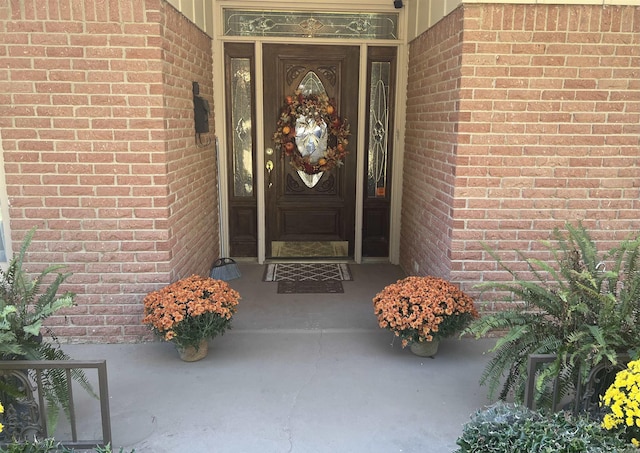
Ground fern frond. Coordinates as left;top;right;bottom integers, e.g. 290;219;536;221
0;226;96;435
37;341;98;434
470;223;640;412
465;310;533;338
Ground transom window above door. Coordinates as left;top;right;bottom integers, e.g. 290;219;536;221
223;10;399;40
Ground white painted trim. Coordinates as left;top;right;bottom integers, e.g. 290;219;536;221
165;0;213;37
212;36;230;258
388;43;407;266
353;44;368;264
255;43;267;264
0;139;13;268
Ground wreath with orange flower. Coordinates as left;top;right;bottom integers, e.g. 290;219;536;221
272;91;350;175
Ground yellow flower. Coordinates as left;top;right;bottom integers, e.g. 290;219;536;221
601;359;640;445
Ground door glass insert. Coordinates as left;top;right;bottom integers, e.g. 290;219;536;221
231;58;253;197
367;61;390;198
296;72;327;189
298;72;324;95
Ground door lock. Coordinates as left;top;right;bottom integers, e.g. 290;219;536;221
266;160;274;188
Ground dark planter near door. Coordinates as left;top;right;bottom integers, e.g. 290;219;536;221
524;353;631;416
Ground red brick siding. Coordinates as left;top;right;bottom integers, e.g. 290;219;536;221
402;7;464;281
161;4;218;284
0;0;217;342
402;4;640;311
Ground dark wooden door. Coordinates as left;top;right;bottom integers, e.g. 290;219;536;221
263;45;359;258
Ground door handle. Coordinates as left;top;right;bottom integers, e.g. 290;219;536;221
266;160;274;188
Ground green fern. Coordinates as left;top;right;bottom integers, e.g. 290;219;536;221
0;227;97;435
35;338;98;432
464;222;640;411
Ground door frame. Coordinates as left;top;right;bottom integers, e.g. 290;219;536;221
213;10;408;265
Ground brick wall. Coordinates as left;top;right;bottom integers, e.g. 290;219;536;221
401;7;464;280
402;4;640;311
161;3;217;283
0;0;217;342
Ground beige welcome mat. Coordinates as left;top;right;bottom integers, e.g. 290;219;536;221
263;263;353;282
271;241;348;258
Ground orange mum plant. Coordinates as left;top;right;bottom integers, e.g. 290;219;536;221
142;275;240;350
373;276;478;347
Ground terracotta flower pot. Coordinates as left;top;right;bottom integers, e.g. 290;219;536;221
177;339;208;362
410;338;439;358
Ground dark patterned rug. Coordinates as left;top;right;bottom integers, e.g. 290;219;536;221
263;263;352;282
277;280;344;294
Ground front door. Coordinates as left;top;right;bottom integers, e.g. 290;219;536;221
262;45;359;259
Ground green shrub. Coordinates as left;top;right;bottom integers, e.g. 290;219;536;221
0;437;59;453
0;227;96;433
455;402;635;453
0;440;134;453
463;223;640;409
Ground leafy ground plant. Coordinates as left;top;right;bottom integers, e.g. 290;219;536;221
0;439;134;453
0;227;96;435
463;223;640;409
455;402;635;453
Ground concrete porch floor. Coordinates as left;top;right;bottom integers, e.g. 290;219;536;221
62;263;497;453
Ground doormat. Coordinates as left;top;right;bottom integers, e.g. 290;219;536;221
271;241;348;258
277;280;344;294
263;263;352;282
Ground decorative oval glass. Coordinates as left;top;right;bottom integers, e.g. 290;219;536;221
294;115;327;188
295;72;328;188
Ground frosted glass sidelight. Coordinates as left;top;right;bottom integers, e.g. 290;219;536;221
367;62;390;198
231;58;254;197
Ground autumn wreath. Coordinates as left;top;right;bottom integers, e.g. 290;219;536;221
272;91;350;175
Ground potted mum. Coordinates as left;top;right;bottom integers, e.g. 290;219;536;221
142;275;240;362
600;358;640;448
373;276;478;357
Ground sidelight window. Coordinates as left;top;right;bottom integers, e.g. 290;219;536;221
367;61;391;199
362;47;396;257
225;43;258;257
230;58;254;198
